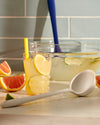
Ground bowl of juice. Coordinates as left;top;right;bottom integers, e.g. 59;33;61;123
50;41;100;82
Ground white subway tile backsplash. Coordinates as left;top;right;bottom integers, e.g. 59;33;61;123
55;0;100;16
71;18;100;38
0;18;68;38
0;0;24;16
27;0;100;16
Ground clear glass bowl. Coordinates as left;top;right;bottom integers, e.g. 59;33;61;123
29;41;100;82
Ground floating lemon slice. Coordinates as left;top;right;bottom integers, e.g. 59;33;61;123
33;54;51;75
26;75;49;95
64;57;82;65
90;57;100;64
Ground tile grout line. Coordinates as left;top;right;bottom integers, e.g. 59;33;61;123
0;16;100;18
69;16;100;18
0;58;23;60
0;37;100;40
68;17;71;38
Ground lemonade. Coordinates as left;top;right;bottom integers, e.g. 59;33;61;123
23;54;51;95
25;40;100;88
50;52;100;81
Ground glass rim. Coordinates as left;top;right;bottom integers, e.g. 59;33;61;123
30;41;81;46
30;41;100;46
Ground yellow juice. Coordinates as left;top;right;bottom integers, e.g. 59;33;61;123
23;54;51;95
50;52;100;81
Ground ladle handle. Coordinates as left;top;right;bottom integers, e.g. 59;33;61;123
47;0;61;52
1;89;70;108
47;0;58;45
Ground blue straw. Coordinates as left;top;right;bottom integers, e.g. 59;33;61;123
47;0;61;52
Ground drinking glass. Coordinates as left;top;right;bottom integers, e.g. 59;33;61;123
23;42;51;95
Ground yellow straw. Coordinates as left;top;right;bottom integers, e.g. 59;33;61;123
24;38;29;59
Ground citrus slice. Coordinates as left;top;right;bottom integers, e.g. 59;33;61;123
90;57;100;64
26;75;49;95
33;54;51;75
96;75;100;88
64;57;82;65
0;74;25;91
0;61;11;76
6;93;15;100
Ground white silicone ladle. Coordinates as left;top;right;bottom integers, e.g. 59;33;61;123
1;70;96;108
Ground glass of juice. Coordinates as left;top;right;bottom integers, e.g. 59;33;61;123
23;42;51;95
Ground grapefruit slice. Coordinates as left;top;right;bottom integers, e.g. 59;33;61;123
0;74;25;91
0;61;11;76
96;75;100;88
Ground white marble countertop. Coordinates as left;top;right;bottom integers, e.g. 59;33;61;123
1;82;100;124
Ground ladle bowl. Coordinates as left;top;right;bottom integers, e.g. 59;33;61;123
70;69;96;96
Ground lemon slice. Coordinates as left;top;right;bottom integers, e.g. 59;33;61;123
33;54;51;75
90;57;100;64
64;57;82;65
26;75;49;95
